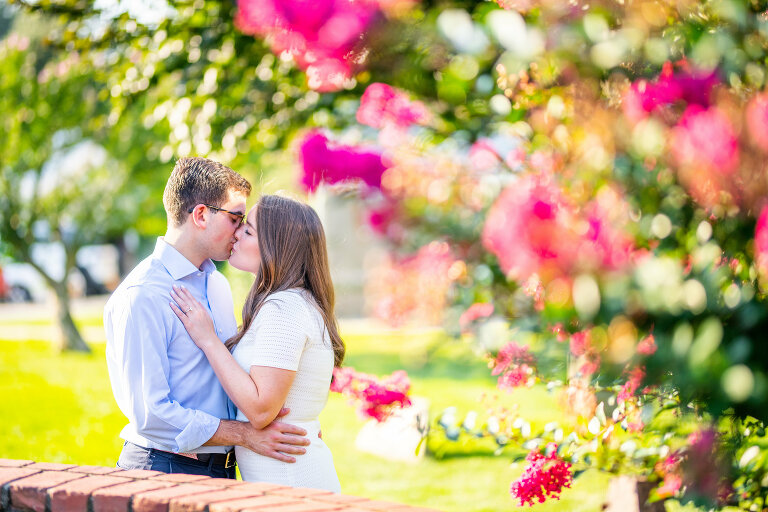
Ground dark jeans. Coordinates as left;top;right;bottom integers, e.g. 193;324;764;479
117;441;236;479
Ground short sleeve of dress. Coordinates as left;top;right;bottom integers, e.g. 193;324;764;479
237;292;309;371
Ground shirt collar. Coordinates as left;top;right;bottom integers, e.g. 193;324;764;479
154;238;216;281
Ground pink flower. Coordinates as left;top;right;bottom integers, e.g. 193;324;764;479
305;58;353;92
482;176;633;282
498;364;535;389
672;106;739;174
495;0;533;11
492;342;536;375
617;366;645;404
482;176;576;281
569;330;590;357
579;354;601;376
510;444;573;506
568;330;602;376
550;323;568;342
459;303;494;330
357;83;430;129
671;106;740;209
581;186;635;270
755;206;768;275
469;140;502;171
747;93;768;153
505;147;526;170
235;0;378;91
491;342;537;389
366;203;397;235
529;151;556;174
637;334;657;355
622;62;719;123
657;473;682;498
299;132;388;192
5;33;30;51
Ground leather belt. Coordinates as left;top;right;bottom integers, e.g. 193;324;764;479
166;450;236;468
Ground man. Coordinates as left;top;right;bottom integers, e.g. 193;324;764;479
105;157;309;478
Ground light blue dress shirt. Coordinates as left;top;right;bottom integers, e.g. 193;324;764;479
104;238;238;454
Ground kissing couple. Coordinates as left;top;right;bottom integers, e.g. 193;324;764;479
104;157;343;492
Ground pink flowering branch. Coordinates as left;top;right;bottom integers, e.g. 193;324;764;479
481;175;635;283
330;366;412;421
235;0;379;91
298;131;388;193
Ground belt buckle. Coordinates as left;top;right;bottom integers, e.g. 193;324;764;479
224;450;236;468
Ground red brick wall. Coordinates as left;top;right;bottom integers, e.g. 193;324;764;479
0;459;438;512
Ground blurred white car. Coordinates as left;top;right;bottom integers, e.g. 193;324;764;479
0;262;48;302
0;244;119;302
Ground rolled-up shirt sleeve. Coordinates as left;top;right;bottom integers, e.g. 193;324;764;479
106;287;220;453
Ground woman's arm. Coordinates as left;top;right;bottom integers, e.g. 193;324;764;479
170;285;296;429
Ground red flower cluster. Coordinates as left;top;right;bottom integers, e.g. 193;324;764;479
357;83;430;129
330;366;412;422
491;341;537;389
510;444;573;506
235;0;379;91
298;131;388;192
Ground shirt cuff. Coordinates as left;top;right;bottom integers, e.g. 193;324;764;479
175;410;221;453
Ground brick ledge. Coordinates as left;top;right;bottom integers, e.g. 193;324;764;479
0;459;440;512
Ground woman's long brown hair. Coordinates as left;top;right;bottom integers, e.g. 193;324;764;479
225;195;345;367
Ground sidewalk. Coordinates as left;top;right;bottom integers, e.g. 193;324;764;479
0;295;441;343
0;295;108;343
0;295;108;322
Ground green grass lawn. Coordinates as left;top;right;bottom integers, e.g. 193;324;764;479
0;315;614;511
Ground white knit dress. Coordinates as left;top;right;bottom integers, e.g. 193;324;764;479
232;289;341;492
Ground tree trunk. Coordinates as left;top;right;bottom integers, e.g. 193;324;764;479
604;476;665;512
52;281;90;353
21;253;91;353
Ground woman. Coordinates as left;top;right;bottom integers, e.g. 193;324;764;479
169;194;344;492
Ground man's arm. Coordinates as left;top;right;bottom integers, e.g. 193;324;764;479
204;409;311;464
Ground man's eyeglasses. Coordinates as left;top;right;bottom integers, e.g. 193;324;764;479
188;204;246;225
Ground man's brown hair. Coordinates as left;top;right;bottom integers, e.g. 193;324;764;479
163;157;251;226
